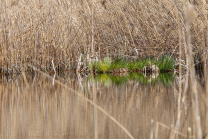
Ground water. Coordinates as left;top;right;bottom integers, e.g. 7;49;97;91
0;72;206;139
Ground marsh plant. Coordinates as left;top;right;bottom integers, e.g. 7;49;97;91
157;55;175;72
109;57;128;71
89;57;111;72
128;58;149;71
89;55;175;73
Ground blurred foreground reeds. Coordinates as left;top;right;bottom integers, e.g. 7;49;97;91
0;71;206;139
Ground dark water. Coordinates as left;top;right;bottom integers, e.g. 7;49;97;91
0;72;206;139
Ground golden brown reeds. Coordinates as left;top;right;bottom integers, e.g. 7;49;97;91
0;0;206;72
185;3;203;139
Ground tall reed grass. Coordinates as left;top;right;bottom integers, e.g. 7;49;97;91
0;0;206;72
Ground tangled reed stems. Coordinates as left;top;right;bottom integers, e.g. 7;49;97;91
0;0;207;73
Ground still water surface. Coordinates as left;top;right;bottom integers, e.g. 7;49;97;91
0;72;206;139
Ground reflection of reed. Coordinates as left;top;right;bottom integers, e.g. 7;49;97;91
0;73;206;138
91;73;174;87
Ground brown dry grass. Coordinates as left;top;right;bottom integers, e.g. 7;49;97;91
0;0;207;72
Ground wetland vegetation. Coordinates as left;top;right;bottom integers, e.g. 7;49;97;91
88;55;175;73
0;0;208;138
0;0;206;74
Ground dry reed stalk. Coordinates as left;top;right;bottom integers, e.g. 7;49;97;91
170;1;182;139
202;0;208;133
169;125;174;139
188;127;192;139
0;0;185;71
93;81;98;139
2;0;182;69
0;1;189;69
186;3;202;139
52;72;56;85
155;121;196;139
51;60;56;73
150;119;154;139
91;1;94;57
20;63;29;88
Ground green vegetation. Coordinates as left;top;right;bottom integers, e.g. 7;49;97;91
90;57;112;72
89;55;175;73
128;58;150;71
109;57;128;71
157;55;175;72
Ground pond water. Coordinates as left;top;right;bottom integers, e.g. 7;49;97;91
0;72;207;139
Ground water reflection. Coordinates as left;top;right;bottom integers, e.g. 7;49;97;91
0;72;206;138
90;72;174;87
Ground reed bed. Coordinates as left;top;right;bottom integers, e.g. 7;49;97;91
0;0;207;73
1;0;208;138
